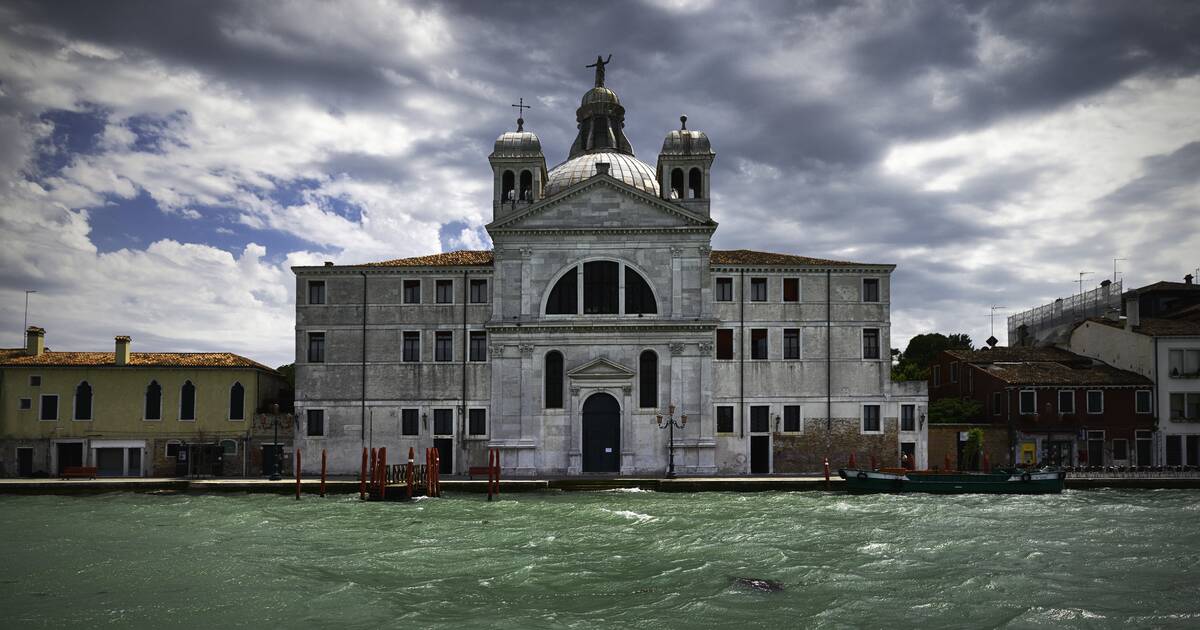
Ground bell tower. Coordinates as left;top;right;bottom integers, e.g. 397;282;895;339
488;99;546;219
656;115;715;217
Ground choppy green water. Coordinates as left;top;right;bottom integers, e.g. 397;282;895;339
2;490;1199;629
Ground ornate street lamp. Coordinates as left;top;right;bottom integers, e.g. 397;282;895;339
656;404;687;479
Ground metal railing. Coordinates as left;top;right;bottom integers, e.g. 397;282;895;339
1064;466;1200;478
1007;280;1122;343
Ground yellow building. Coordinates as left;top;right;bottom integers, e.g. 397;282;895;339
1;327;292;478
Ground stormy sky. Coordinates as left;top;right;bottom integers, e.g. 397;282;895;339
1;0;1198;367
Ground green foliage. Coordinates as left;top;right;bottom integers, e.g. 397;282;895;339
928;397;984;423
276;363;295;389
965;427;985;470
891;332;974;381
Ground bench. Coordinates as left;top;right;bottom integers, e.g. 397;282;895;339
61;466;98;480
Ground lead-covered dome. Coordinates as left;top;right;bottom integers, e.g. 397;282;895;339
545;152;660;197
581;87;620;106
491;130;542;159
660;129;713;156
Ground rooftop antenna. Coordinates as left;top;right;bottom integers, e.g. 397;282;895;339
511;97;531;131
989;306;1007;340
1113;258;1127;285
23;289;36;344
1077;271;1093;297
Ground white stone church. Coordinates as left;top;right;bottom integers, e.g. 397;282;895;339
293;60;927;477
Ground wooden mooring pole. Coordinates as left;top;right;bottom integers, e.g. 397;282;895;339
359;447;367;500
406;446;414;500
294;448;301;501
379;447;387;501
320;449;327;497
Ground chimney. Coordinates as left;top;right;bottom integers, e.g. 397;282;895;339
1124;298;1140;331
115;335;131;366
324;261;334;267
1186;274;1194;285
25;326;44;357
595;162;610;176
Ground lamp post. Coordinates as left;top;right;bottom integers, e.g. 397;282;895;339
656;404;687;479
269;403;282;480
23;290;36;341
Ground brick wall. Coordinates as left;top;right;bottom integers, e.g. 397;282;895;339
773;417;900;472
928;424;1011;470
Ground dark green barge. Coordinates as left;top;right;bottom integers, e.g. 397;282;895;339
838;468;1066;494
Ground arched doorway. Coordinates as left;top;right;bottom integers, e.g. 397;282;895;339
582;393;621;473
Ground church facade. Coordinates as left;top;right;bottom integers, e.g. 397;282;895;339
292;64;927;476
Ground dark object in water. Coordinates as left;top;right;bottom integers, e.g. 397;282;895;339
733;577;784;592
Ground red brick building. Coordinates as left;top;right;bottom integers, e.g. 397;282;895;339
928;347;1153;468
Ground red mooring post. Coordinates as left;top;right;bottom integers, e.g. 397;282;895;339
359;447;367;500
848;452;857;469
406;446;414;499
433;448;441;497
945;453;952;472
870;454;877;471
424;448;431;494
320;449;327;497
824;456;831;482
492;448;500;499
379;447;387;501
295;448;302;500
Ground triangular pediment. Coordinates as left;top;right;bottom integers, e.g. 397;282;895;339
487;175;715;232
567;356;636;380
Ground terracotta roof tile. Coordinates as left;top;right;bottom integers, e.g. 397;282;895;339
1082;316;1200;337
708;249;876;267
946;347;1083;364
981;361;1151;386
0;350;275;371
364;250;495;267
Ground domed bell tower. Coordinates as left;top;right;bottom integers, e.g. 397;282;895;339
488;102;547;219
656;115;715;217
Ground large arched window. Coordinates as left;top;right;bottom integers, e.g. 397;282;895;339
688;167;703;199
229;382;245;420
519;170;533;201
545;260;657;317
144;380;162;420
639;350;658;409
545;351;564;409
180;380;196;421
74;381;92;420
501;170;515;202
670;168;684;199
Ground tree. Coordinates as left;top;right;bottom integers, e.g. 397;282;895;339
276;363;295;389
891;333;974;381
927;397;984;423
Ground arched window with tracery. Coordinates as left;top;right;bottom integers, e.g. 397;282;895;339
545;260;658;317
144;380;162;420
180;380;196;421
229;382;245;420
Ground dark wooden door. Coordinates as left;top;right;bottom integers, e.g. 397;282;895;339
750;436;770;474
582;393;620;473
261;445;280;476
17;448;33;477
435;438;454;475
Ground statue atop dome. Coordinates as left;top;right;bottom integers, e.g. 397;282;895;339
585;54;612;88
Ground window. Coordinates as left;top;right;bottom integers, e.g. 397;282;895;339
145;380;162;420
180;380;196;421
403;280;421;304
717;406;734;433
433;409;453;435
39;394;58;421
783;329;800;360
932;365;941;387
1136;390;1152;414
1167;435;1182;466
74;381;92;421
1168;349;1200;377
670;168;684;199
750;406;770;433
435;331;453;362
30;375;41;386
402;331;420;362
783;278;799;302
435;279;453;304
750;278;767;302
1170;393;1200;421
502;169;515;201
715;277;733;302
1086;390;1104;414
863;328;880;360
751;329;768;360
401;409;419;436
469;279;488;304
19;398;31;410
229;382;245;420
306;409;324;436
1058;390;1075;414
307;332;325;363
784;405;801;432
863;278;880;302
546;268;578;314
992;391;1003;416
1019;390;1036;415
950;362;958;383
584;261;619;314
639;350;658;408
688;167;703;199
468;409;486;436
308;280;326;305
625;266;657;315
545;351;564;409
469;331;487;362
221;439;237;455
1136;430;1153;465
520;170;533;201
166;441;181;458
901;404;915;431
862;405;881;433
716;329;734;360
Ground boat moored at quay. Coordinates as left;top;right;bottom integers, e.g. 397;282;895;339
839;468;1066;494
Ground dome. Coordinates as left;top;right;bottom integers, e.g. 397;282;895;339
581;87;620;106
491;130;542;158
660;129;713;156
545;152;660;197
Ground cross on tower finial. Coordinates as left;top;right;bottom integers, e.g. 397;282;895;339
511;97;531;131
